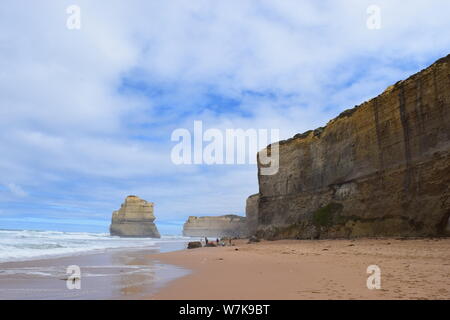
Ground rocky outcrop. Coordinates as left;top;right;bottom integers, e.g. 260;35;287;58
249;54;450;239
110;195;161;238
183;215;248;238
187;241;202;249
246;194;260;235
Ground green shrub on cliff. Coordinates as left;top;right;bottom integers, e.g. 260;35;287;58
313;203;344;227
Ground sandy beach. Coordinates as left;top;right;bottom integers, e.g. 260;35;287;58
149;238;450;300
1;238;449;300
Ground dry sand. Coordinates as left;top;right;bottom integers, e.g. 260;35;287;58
149;238;450;300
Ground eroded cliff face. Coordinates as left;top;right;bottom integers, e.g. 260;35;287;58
250;54;450;239
183;215;248;238
246;194;260;235
110;195;161;238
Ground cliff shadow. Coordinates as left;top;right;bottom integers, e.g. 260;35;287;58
437;209;450;236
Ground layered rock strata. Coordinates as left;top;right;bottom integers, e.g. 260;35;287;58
183;215;248;238
246;194;260;235
110;195;161;238
248;54;450;239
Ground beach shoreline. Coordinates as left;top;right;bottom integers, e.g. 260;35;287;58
0;244;190;300
1;238;449;300
147;238;450;300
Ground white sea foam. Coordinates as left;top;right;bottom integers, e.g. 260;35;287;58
0;229;194;263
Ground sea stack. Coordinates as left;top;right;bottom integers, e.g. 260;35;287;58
110;195;161;238
183;215;248;238
249;54;450;239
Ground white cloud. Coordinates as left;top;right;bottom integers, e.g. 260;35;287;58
6;183;28;198
0;0;449;226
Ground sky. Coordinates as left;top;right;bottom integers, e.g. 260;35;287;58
1;0;450;234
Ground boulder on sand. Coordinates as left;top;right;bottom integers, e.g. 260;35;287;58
187;241;202;249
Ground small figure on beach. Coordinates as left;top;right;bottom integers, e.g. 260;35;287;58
205;237;209;245
216;238;219;245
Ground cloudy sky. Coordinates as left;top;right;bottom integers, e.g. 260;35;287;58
1;0;449;234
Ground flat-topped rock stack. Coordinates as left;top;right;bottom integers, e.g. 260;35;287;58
183;215;248;238
110;195;161;238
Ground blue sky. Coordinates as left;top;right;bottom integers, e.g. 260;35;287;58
1;0;450;234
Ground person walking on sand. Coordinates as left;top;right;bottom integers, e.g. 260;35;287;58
205;237;208;245
216;238;219;245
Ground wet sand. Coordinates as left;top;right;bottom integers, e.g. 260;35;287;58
149;238;450;300
2;238;449;300
0;242;189;300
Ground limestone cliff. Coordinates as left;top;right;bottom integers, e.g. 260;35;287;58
246;194;260;235
110;195;161;238
183;215;248;238
249;54;450;239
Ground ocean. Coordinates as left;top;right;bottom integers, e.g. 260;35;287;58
0;229;194;263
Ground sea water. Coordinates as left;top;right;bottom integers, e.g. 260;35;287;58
0;229;194;263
